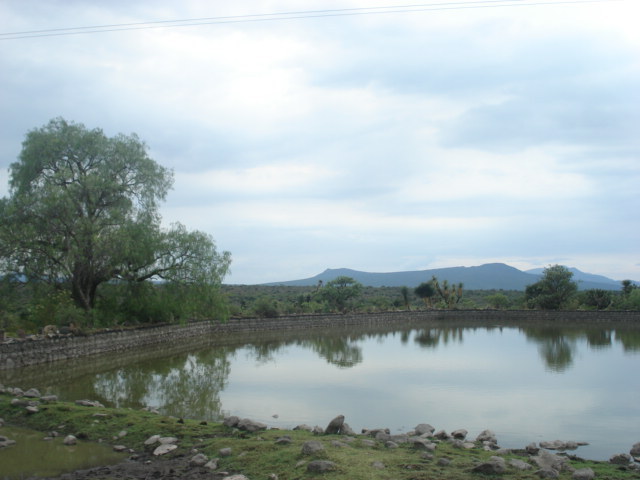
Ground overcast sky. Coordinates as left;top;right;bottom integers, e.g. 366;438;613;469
1;0;639;284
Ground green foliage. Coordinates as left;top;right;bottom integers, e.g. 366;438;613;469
0;118;230;325
525;265;578;310
414;281;436;307
316;276;363;312
580;289;613;310
485;292;510;309
253;296;280;318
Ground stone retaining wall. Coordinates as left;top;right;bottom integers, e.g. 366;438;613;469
1;310;638;370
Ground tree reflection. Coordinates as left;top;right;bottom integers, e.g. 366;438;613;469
91;346;233;421
301;336;363;368
615;330;640;352
523;328;576;372
414;328;465;349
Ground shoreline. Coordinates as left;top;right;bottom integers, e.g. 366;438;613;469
1;389;639;480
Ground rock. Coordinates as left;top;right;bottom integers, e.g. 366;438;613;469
371;461;385;469
609;453;632;465
361;439;376;447
153;444;177;456
533;450;570;470
41;395;58;403
75;399;105;408
293;424;313;432
237;418;267;432
325;414;345;434
415;423;435;436
385;441;399;449
509;459;533;471
158;436;178;445
451;429;468;440
540;440;585;451
275;435;292;445
472;456;506;474
219;447;232;457
412;438;436;451
25;405;39;414
307;460;337;473
363;428;390;436
572;468;595;480
630;442;640;457
113;445;127;452
476;429;497;444
302;440;325;455
223;476;249;480
0;436;17;449
23;388;41;398
537;468;560;479
190;453;209;466
312;425;324;435
204;459;218;470
331;440;350;448
434;430;450;440
526;442;540;455
223;416;240;428
341;422;355;435
144;434;161;446
437;458;451;467
63;435;77;446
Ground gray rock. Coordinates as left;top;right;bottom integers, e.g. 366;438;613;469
476;429;497;444
41;395;58;403
63;435;77;446
572;468;595;480
158;436;178;445
222;475;249;480
471;456;506;475
509;459;533;471
237;418;267;432
630;442;640;457
434;430;450;440
204;459;218;470
609;453;632;465
341;422;355;436
451;429;468;440
0;436;17;449
275;436;292;445
331;440;350;448
533;450;570;472
144;435;161;446
25;405;39;414
537;468;560;479
301;440;325;455
312;426;324;435
415;423;435;436
360;439;376;447
219;447;232;457
385;441;399;449
437;458;451;467
23;388;41;398
223;416;240;428
153;444;177;456
540;440;585;451
75;399;105;408
526;442;540;455
363;428;389;436
113;445;127;452
190;453;209;466
293;424;313;432
412;438;436;451
307;460;337;473
371;461;385;469
325;415;345;434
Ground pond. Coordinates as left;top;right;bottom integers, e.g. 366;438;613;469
3;321;640;462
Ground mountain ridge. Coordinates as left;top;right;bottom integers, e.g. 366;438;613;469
264;263;632;291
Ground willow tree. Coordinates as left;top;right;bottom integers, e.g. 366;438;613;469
0;118;231;314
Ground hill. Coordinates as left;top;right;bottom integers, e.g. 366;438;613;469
265;263;627;291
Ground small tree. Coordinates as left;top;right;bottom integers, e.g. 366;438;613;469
414;282;436;308
317;276;363;312
400;286;411;310
581;289;613;310
525;265;578;310
486;292;510;309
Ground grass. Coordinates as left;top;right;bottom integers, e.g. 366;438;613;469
1;393;639;479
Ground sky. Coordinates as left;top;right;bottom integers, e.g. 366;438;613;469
1;0;639;284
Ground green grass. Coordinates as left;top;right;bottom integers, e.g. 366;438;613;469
1;393;639;479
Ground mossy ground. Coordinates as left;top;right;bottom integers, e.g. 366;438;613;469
1;393;638;480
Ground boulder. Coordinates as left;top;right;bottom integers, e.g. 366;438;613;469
434;430;450;440
222;476;248;480
526;442;540;455
144;435;161;446
237;418;267;432
219;447;232;457
153;444;177;456
275;435;292;445
341;422;355;436
540;440;586;451
572;468;595;480
630;442;640;457
533;450;570;472
307;460;337;473
63;435;77;446
415;423;435;436
223;416;240;428
0;436;17;449
301;441;325;455
204;459;218;470
325;415;345;434
41;395;58;403
293;424;313;432
371;461;385;469
509;459;532;471
75;399;105;408
23;388;41;398
476;429;497;444
609;453;632;465
190;453;209;466
412;438;436;451
451;429;468;440
158;436;178;445
25;406;39;414
536;468;560;479
471;456;506;475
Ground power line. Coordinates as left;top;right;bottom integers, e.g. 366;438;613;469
0;0;624;40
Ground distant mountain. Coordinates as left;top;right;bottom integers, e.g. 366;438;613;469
266;263;627;291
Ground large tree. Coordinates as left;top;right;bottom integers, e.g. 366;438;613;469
525;265;577;310
0;118;231;311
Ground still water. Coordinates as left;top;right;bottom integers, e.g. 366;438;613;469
3;323;640;461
